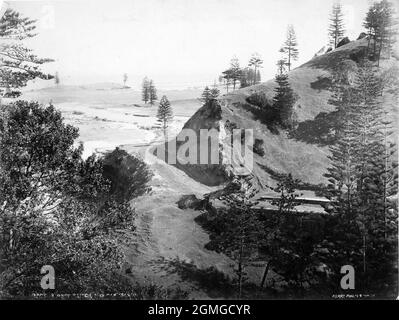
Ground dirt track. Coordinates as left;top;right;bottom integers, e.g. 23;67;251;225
123;145;234;298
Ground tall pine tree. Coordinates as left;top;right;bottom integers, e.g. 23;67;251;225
149;80;158;105
272;73;297;130
200;86;211;104
248;53;263;85
0;9;53;101
324;62;398;291
328;3;345;49
156;95;173;137
280;25;298;71
363;0;398;65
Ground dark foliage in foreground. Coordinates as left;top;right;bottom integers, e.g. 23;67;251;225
196;170;397;298
0;101;152;298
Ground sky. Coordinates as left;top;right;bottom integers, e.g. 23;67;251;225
2;0;378;90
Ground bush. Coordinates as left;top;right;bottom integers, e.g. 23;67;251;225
102;148;152;202
245;93;279;133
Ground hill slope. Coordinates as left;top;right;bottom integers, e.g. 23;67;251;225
172;38;398;192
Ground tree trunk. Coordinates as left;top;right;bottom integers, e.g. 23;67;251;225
367;28;371;55
362;232;367;290
377;41;383;67
260;261;270;288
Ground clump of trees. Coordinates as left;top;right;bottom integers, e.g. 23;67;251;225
198;60;397;298
205;199;261;299
248;53;263;85
198;175;329;296
219;54;263;92
323;61;398;292
0;101;153;297
141;77;157;105
199;85;219;105
363;0;397;65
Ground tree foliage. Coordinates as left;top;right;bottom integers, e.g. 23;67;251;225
329;3;345;49
323;61;398;293
272;73;297;130
149;80;157;105
280;25;298;71
0;101;152;297
248;53;263;85
141;77;150;104
0;9;53;99
363;0;397;65
156;95;173;136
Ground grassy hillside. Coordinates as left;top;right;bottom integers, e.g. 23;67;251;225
173;38;398;191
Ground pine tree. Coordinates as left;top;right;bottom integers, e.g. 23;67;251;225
376;0;397;65
141;77;150;104
149;80;158;105
239;68;250;88
364;2;379;56
0;9;53;100
364;0;398;65
272;73;297;129
210;84;220;101
329;3;345;49
280;25;299;71
248;53;263;85
229;57;242;90
276;59;287;75
200;86;211;104
324;62;398;291
260;173;301;287
221;69;233;92
156;95;173;136
209;188;262;299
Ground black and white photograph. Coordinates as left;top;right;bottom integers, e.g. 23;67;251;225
0;0;398;303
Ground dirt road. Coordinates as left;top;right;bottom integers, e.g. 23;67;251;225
122;145;233;298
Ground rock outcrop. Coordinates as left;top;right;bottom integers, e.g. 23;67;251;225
336;37;350;48
357;32;367;40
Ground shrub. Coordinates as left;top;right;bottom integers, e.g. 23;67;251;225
102;148;152;202
245;93;279;133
